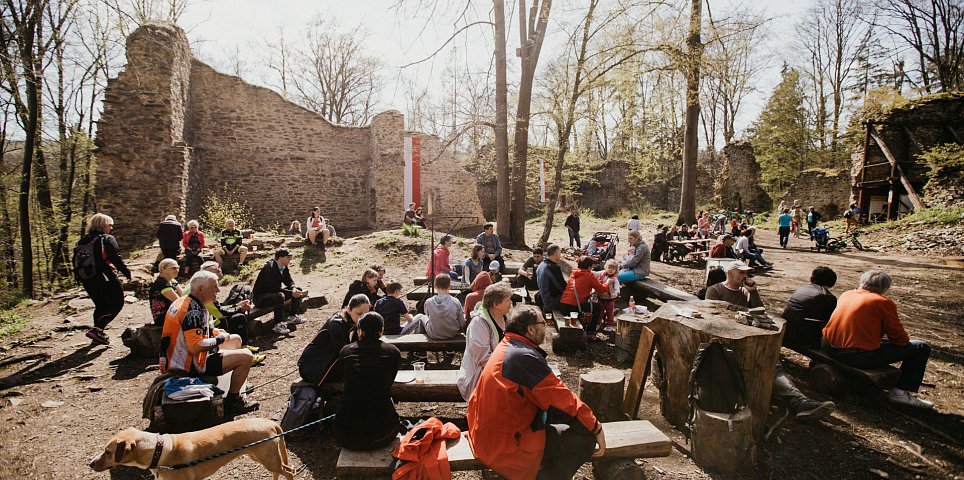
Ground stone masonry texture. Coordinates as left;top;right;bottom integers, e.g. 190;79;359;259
95;22;482;248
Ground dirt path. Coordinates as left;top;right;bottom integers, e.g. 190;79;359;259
0;217;961;479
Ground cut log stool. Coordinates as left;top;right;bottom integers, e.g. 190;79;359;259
579;369;629;422
690;408;755;474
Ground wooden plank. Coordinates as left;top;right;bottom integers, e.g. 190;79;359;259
391;369;463;402
623;325;656;420
335;420;671;476
405;285;464;301
630;279;698;302
415;274;517;286
382;333;466;352
869;129;925;210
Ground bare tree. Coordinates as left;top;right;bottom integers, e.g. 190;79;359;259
879;0;964;92
676;0;702;226
290;19;383;126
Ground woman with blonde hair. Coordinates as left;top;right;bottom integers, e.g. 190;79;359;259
149;258;182;326
342;268;382;307
75;213;131;345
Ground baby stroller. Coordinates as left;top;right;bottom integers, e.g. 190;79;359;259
810;227;831;252
584;232;618;270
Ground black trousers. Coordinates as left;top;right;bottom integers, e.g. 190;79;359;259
254;291;302;324
560;302;601;333
221;312;250;345
83;277;125;329
538;409;597;480
481;255;505;274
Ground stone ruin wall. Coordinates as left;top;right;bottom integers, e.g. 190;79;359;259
715;141;772;213
95;22;483;248
777;169;851;218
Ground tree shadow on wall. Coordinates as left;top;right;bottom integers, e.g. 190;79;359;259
298;248;327;274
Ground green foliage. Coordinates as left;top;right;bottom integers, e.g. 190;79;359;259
198;187;255;234
0;308;25;339
919;144;964;176
749;68;813;197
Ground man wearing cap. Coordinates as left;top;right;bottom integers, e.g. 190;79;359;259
475;223;505;274
706;261;836;420
709;235;737;259
252;249;306;335
468;305;605;479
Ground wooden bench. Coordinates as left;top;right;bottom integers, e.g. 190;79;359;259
323;370;463;402
414;274;517;286
405;285;464;301
790;345;900;394
551;310;587;352
624;279;698;303
336;420;671;477
382;334;466;352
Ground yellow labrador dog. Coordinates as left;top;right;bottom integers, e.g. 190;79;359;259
90;418;294;479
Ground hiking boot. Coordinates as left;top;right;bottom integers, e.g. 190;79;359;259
794;399;836;419
224;394;260;416
887;391;934;409
272;323;291;335
86;328;110;346
245;345;260;353
250;354;266;367
286;315;306;325
603;326;615;333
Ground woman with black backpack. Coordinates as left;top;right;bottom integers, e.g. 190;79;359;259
75;213;131;346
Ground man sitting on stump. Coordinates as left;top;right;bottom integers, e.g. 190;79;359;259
515;247;544;292
822;269;934;409
706;261;836;419
252;249;306;335
468;305;605;479
160;271;258;416
213;218;248;267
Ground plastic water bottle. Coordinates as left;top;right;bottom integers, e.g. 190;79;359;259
628;295;636;312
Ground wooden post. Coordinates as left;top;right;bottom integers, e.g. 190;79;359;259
622;322;656;420
579;370;628;423
690;408;755;474
640;300;785;439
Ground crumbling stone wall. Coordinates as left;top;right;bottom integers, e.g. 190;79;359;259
95;22;482;248
778;168;851;218
716;141;772;213
574;160;713;216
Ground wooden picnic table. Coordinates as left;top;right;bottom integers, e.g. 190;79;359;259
406;285;464;301
638;299;785;440
382;333;466;352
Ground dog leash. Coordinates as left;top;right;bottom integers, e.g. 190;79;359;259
242;367;299;395
155;413;336;471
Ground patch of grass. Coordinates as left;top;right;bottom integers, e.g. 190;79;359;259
863;206;964;232
0;308;26;340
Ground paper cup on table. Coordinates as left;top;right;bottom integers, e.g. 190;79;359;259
413;362;426;384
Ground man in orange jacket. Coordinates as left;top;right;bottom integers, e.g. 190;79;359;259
467;305;605;479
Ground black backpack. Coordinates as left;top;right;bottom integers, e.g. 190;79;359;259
224;284;252;306
686;340;748;435
72;235;102;281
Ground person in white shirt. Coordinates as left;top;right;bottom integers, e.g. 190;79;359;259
627;214;641;231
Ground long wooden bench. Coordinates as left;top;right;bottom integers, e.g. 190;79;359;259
625;279;698;303
382;334;466;352
790;344;900;393
320;370;463;402
405;285;465;301
414;274;517;286
336;420;671;477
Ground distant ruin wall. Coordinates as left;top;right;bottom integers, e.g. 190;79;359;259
778;169;851;218
95;22;482;248
716;141;771;213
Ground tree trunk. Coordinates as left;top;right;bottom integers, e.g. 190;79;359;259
509;0;553;247
677;0;702;227
493;0;512;242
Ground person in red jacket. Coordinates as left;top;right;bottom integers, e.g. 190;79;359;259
425;235;459;279
822;269;934;409
467;305;605;480
560;256;610;335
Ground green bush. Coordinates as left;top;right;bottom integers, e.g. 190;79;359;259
198;187;255;233
919;144;964;177
0;308;25;340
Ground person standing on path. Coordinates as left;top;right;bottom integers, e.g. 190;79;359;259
806;206;822;240
791;200;803;239
778;209;792;248
76;213;132;346
565;208;581;250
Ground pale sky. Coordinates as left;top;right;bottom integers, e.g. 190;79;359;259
174;0;811;140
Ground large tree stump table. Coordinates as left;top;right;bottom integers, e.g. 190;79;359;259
640;300;785;439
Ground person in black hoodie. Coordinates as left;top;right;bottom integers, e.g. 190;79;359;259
153;214;183;272
342;268;381;307
252;249;306;335
334;312;402;450
76;213;132;346
298;294;371;386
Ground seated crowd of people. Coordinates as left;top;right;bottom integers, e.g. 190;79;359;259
84;205;933;479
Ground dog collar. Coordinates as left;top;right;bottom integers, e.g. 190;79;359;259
149;434;164;469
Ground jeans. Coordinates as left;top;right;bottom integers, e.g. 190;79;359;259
568;230;581;249
807;222;817;240
823;339;931;392
617;270;645;283
537;409;597;480
741;250;766;267
778;226;790;248
771;362;811;411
